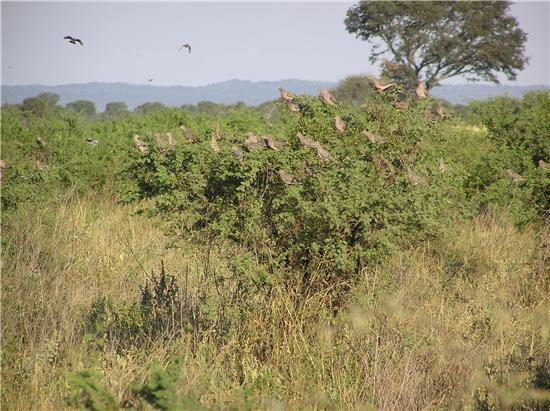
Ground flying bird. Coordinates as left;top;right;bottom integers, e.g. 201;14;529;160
278;87;295;102
367;76;396;92
415;80;428;98
334;116;346;133
279;170;297;185
319;89;337;106
179;43;192;53
507;168;524;182
64;36;83;46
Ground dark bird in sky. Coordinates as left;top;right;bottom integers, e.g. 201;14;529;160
64;36;83;45
179;43;192;53
147;78;153;83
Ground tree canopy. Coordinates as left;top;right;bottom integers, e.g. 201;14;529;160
66;100;96;115
345;1;528;90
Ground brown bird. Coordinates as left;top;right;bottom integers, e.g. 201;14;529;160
279;170;297;185
154;132;166;147
315;143;334;162
319;89;337;106
232;147;244;161
167;132;176;146
36;159;49;171
287;101;301;113
538;159;549;171
439;158;446;173
210;134;221;153
264;135;285;151
383;58;399;72
362;130;380;144
334;116;346;133
507;169;524;182
415;80;428;98
215;124;223;140
407;167;426;186
368;76;396;92
278;87;295;102
435;101;446;119
244;133;266;151
180;125;198;143
0;159;5;169
36;137;46;147
393;100;409;110
297;132;317;149
133;134;148;153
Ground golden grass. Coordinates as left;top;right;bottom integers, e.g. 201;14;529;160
2;193;549;410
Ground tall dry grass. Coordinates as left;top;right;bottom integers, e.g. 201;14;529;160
2;193;549;410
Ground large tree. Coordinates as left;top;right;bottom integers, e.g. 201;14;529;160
345;1;528;90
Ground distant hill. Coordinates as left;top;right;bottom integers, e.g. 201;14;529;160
2;80;548;111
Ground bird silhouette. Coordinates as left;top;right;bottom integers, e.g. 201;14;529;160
244;133;265;151
507;169;524;182
278;87;295;102
382;58;399;72
133;134;148;153
279;170;297;185
264;135;284;151
335;116;346;133
368;76;396;92
319;89;337;106
179;43;192;53
232;147;244;161
85;137;99;146
415;80;428;98
64;36;83;45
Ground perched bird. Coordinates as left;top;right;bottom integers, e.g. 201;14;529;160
133;134;148;153
319;89;337;106
334;116;346;133
393;100;409;110
210;134;221;153
368;76;396;92
85;137;99;147
180;125;198;143
439;158;446;173
264;135;284;151
279;170;297;185
362;130;380;144
232;147;244;161
415;80;428;98
407;167;426;186
297;132;317;149
538;159;549;171
36;137;46;147
215;124;223;140
383;58;399;72
64;36;83;45
154;132;166;147
245;133;266;151
287;101;301;113
435;101;446;119
507;168;524;182
315;143;334;162
179;43;192;53
278;87;295;102
167;132;176;146
36;159;49;171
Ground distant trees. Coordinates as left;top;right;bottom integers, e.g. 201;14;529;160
345;1;529;91
104;101;129;116
66;100;96;115
21;93;61;117
331;75;375;106
134;102;167;114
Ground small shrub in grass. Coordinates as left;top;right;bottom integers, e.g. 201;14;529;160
65;369;118;411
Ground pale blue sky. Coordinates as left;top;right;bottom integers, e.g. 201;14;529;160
1;1;549;86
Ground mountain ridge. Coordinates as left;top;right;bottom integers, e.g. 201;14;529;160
2;79;548;111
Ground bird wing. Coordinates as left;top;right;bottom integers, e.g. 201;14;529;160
76;39;83;45
64;36;73;40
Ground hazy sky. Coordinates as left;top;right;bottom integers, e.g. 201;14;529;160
1;1;549;86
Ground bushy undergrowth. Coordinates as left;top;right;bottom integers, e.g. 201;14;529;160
2;91;549;410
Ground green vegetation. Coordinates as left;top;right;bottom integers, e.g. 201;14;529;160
345;1;529;90
2;89;549;410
